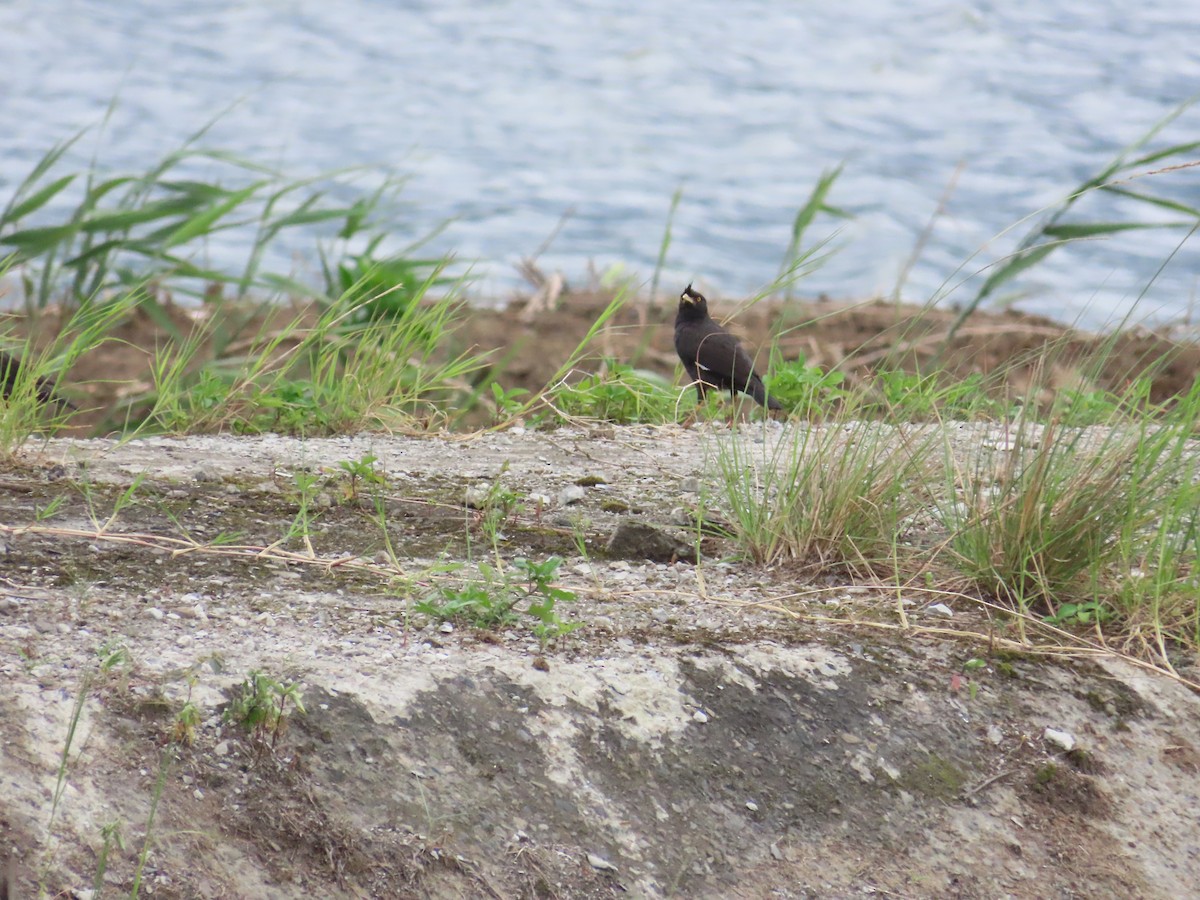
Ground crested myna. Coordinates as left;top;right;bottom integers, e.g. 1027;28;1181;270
674;284;782;410
0;350;72;409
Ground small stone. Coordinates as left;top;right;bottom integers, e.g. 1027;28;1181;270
692;710;709;724
1043;728;1076;752
926;602;954;617
770;842;784;861
214;740;230;757
558;485;587;506
464;483;492;509
527;492;553;508
987;725;1004;745
587;853;618;873
745;800;759;812
670;507;693;527
439;622;454;634
605;520;690;563
146;607;165;621
680;476;701;494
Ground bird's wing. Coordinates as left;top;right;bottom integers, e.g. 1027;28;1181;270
695;330;763;391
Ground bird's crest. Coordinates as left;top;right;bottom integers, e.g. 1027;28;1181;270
680;283;703;305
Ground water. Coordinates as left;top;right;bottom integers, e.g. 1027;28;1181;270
3;0;1200;326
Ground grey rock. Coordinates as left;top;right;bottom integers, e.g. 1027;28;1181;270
464;483;492;509
558;485;587;506
680;476;701;494
587;853;618;873
1043;728;1076;752
605;520;691;563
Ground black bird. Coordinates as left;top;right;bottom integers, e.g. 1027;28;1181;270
0;350;72;409
674;284;782;410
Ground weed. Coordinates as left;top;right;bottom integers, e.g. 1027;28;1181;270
549;359;676;423
944;98;1200;339
872;369;1004;420
762;353;848;414
514;556;583;650
415;570;520;628
93;820;125;896
488;382;532;423
130;752;171;899
416;556;580;649
941;412;1190;615
336;452;387;500
711;419;937;574
224;670;306;753
285;470;323;551
172;701;203;746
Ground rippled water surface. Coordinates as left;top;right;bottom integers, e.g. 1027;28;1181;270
4;1;1200;324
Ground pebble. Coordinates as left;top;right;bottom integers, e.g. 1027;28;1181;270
464;483;492;509
558;485;587;506
926;602;954;617
1043;728;1076;752
679;476;701;493
692;710;709;724
440;622;455;634
587;853;618;873
146;607;165;621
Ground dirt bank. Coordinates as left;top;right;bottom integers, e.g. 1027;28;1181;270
2;426;1199;898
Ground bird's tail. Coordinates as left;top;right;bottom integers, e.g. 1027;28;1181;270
748;375;785;411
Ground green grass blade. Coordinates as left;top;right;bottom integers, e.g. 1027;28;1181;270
1042;221;1192;239
162;184;262;248
5;174;77;221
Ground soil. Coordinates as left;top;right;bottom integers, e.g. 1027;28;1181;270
11;288;1200;433
2;424;1200;899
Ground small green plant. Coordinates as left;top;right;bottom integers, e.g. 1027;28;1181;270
93;820;125;896
470;467;523;551
513;556;582;650
549;360;676;423
172;699;202;747
334;252;455;328
415;569;520;628
416;556;581;648
286;470;323;549
872;369;1001;420
224;670;306;753
762;353;848;414
336;452;387;500
489;382;531;422
1044;600;1114;627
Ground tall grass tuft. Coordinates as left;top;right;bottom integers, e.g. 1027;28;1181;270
0;288;135;454
140;267;483;435
939;385;1194;618
710;417;937;575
